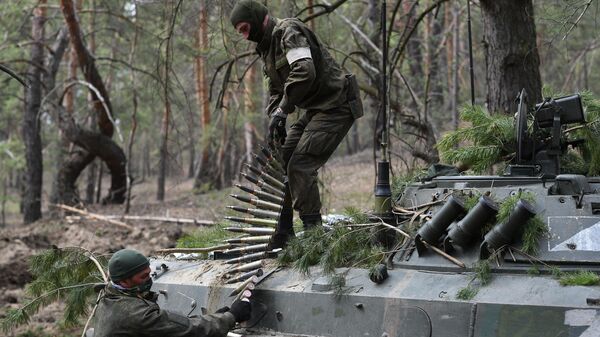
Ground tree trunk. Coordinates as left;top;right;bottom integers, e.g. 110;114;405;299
85;0;97;204
307;0;315;31
216;91;230;189
243;64;256;164
125;3;140;213
480;0;542;114
45;27;70;213
194;1;213;190
22;0;46;224
142;132;150;182
1;177;7;227
59;0;127;204
157;0;176;201
56;108;126;204
450;2;460;131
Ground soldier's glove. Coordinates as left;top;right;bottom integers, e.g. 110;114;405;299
215;306;230;314
268;107;287;145
229;299;252;322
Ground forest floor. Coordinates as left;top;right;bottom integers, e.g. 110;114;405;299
0;150;377;337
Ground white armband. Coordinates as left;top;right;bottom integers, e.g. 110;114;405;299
286;47;312;65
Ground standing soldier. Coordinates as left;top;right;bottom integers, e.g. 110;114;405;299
230;0;363;247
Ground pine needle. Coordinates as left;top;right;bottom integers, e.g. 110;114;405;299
558;270;600;286
456;286;478;300
0;247;108;333
474;260;492;286
437;105;514;173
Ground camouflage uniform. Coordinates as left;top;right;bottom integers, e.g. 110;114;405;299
93;285;235;337
257;17;358;228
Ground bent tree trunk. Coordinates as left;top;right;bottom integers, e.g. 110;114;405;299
55;0;126;205
56;110;127;204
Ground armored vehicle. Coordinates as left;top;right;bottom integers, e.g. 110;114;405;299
150;91;600;337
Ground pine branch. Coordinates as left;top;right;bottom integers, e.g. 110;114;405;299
0;247;108;333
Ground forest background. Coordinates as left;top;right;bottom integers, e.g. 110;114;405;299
0;0;599;335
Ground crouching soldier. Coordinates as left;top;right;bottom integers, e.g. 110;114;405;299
91;249;250;337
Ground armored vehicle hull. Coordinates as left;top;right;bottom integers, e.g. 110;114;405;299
151;173;600;337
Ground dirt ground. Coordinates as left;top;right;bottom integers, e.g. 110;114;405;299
0;150;378;336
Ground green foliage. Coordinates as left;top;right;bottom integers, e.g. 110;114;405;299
474;260;492;286
463;191;483;211
571;91;600;175
437;92;600;175
1;247;107;333
342;206;369;224
551;266;564;278
527;265;541;276
521;217;548;255
176;223;232;248
495;191;547;255
278;224;385;278
437;105;515;173
278;227;326;275
391;168;426;201
558;270;600;286
560;150;588;175
456;286;478;300
328;272;350;297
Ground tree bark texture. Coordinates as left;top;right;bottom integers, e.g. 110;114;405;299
59;0;127;204
157;1;175;201
61;0;114;136
480;0;542;114
125;7;140;213
22;0;46;224
56;109;126;204
243;64;256;164
194;2;213;190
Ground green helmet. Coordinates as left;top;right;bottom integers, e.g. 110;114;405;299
108;249;149;282
230;0;269;43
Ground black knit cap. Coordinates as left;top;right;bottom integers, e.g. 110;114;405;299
230;0;268;42
108;249;150;282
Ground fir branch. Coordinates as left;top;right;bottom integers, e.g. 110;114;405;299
1;246;108;333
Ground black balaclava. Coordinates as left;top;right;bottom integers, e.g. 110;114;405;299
230;0;269;43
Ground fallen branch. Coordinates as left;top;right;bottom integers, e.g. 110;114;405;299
66;214;215;226
53;204;134;231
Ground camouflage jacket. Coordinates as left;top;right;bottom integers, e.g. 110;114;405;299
93;285;235;337
257;17;348;116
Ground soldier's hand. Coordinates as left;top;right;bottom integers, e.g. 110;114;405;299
229;299;251;322
214;305;230;314
268;108;287;145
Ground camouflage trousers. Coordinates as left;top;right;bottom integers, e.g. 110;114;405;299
277;103;354;229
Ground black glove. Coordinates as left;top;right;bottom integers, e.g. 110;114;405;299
229;299;251;322
268;108;287;145
214;306;230;314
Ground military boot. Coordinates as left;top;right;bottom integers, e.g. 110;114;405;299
270;182;294;249
270;208;294;249
300;213;322;230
